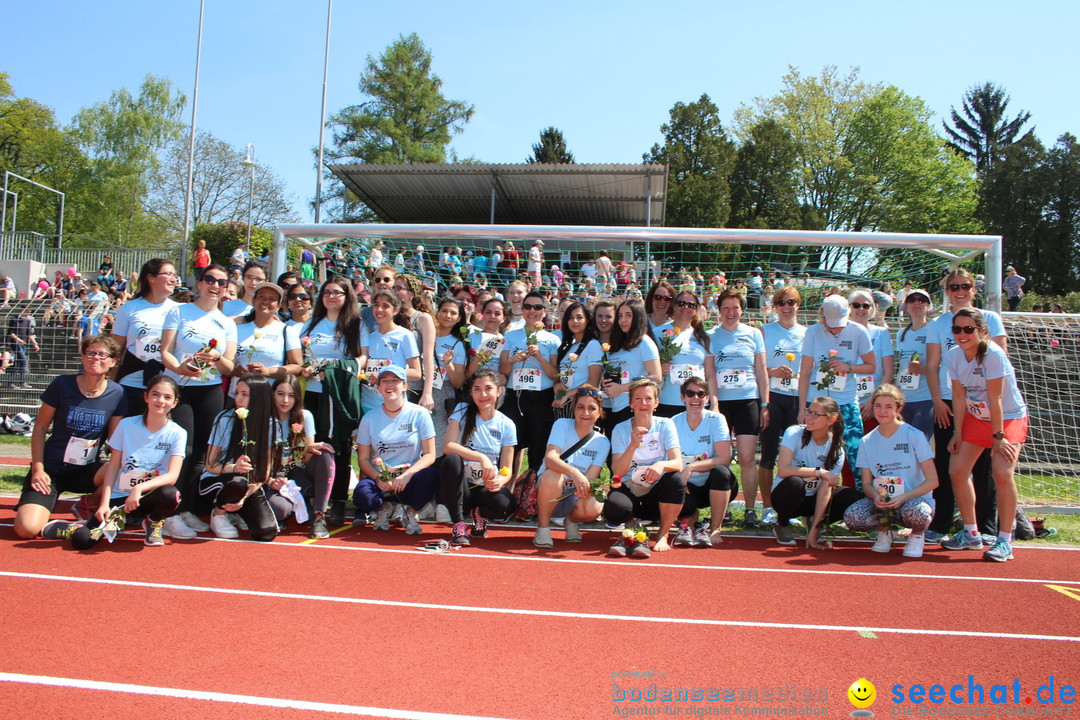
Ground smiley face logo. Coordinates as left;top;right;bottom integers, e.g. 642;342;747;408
848;678;876;709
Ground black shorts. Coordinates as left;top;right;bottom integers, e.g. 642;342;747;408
16;462;102;512
717;398;760;437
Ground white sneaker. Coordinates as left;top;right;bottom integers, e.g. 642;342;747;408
902;533;926;558
871;528;895;553
162;515;197;539
210;512;239;538
435;505;452;523
564;518;582;543
179;511;210;532
229;513;248;531
373;503;395;531
402;508;422;535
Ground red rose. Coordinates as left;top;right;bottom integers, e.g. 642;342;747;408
208;338;219;349
469;349;478;356
610;476;623;489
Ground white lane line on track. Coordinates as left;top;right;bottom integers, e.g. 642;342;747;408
0;672;521;720
2;570;1078;643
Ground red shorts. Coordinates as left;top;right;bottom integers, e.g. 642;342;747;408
961;414;1028;448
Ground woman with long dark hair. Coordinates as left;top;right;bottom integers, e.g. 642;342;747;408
553;301;603;417
110;258;180;414
358;289;420;411
432;297;469;453
159;263;237;539
644;281;676;331
392;273;437;411
601;300;662;436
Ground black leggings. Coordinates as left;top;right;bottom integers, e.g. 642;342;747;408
198;474;279;542
771;476;861;527
679;467;738;519
501;388;555;472
438;454;514;523
172;383;224;513
70;486;180;550
603;472;686;526
929;421;997;534
303;391;353;505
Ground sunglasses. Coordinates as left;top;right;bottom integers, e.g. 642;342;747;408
653;295;672;302
522;303;546;311
373;277;393;284
683;390;708;399
202;277;229;287
775;299;798;307
288;294;311;302
850;302;873;310
675;300;699;309
906;295;929;304
948;283;973;292
575;388;603;398
951;325;978;335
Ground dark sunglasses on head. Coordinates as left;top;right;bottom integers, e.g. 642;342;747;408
850;302;873;310
288;294;311;302
675;299;699;309
775;299;798;307
575;388;603;399
683;389;708;399
522;303;546;311
202;277;229;287
951;325;978;335
948;283;973;292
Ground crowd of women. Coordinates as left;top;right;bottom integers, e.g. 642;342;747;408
14;257;1028;563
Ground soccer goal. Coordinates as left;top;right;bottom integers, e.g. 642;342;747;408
269;223;1079;507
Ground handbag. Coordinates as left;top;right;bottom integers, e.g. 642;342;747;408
511;429;597;521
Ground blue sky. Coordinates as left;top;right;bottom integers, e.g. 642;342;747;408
4;0;1078;222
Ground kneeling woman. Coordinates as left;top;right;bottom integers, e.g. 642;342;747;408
773;396;860;549
57;376;187;549
604;378;684;557
353;365;438;535
843;385;938;558
198;374;279;541
671;376;736;548
440;369;517;546
534;386;611;548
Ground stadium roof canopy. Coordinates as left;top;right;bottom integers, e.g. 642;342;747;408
326;163;668;227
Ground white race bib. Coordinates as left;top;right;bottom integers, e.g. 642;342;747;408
803;476;820;495
873;475;905;500
717;369;749;390
897;372;920;391
815;370;848;391
63;436;100;466
464;461;485;485
431;367;445;390
966;399;991;421
670;364;703;386
134;335;161;362
365;358;390;378
855;374;874;398
769;373;798;392
628;465;653;497
117;468;155;492
514;367;542;390
479;333;504;359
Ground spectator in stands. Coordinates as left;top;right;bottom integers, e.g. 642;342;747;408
0;274;16;304
194;239;211;281
7;305;39;388
98;255;114;278
1003;266;1025;312
112;272;130;299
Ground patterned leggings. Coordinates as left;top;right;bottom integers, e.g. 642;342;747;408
839;403;864;489
843;497;934;532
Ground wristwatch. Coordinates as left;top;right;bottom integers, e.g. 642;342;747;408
992;431;1005;441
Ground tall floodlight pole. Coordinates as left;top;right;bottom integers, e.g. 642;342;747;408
241;144;256;246
314;0;333;223
182;0;206;281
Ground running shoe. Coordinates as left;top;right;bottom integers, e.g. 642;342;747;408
372;502;395;531
608;537;628;558
743;508;761;529
229;513;248;531
923;529;945;544
310;514;329;539
210;512;239;539
902;533;925;558
773;524;796;546
871;528;895;553
162;515;197;539
351;510;369;527
629;541;652;559
533;526;554;548
71;496;94;522
41;519;81;541
693;523;714;548
470;507;488;538
983;538;1014;562
722;511;734;527
402;508;423;536
450;521;470;546
941;530;982;551
762;507;778;525
327;501;346;527
672;524;693;547
564;518;582;543
143;518;165;547
179;511;210;533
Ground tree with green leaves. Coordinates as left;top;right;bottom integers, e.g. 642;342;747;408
944;82;1033;174
323;33;474;221
527;127;574;164
728;118;801;230
1044;133;1080;293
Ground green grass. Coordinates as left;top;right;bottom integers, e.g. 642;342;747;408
0;435;31;446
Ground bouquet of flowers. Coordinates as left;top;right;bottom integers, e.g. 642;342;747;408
616;519;649;550
551;474;622;504
89;505;129;543
811;349;843;391
657;326;682;364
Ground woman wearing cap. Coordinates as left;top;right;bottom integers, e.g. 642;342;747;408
942;308;1027;562
110;259;180;414
848;287;895;429
499;291;559;474
893;288;934;439
924;268;1006;543
353;365;438;535
160;263;238;539
391;273;437;411
230;282;302;400
604;378;684;557
14;336;128;540
757;285;806;523
644;281;676;331
709;289;769;528
440;369;518;545
797;294;875;486
653;289;716;419
843;384;938;558
533;385;610;547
